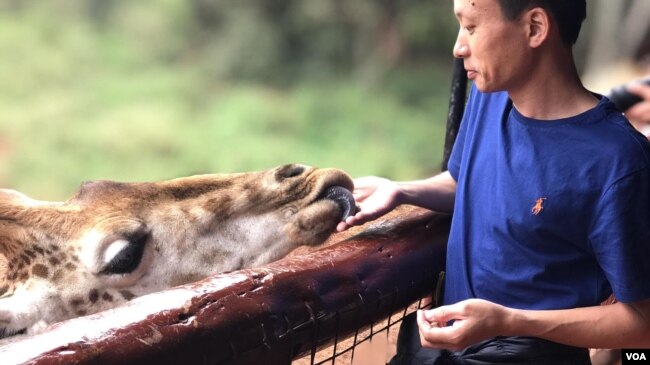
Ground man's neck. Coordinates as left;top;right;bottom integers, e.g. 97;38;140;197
508;48;599;121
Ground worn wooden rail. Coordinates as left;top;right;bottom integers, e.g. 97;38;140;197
0;207;450;365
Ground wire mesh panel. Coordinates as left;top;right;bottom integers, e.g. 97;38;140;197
293;291;441;365
0;207;449;365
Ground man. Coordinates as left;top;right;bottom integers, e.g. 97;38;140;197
338;0;650;363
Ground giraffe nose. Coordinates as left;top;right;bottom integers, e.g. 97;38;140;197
274;164;308;181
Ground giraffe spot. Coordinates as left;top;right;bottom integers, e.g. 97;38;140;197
51;269;64;283
48;257;61;266
32;246;45;255
24;250;37;259
18;272;28;282
32;264;49;278
119;290;136;301
20;254;31;265
88;289;99;304
48;244;60;252
102;292;114;302
0;285;8;296
64;262;77;271
69;297;85;308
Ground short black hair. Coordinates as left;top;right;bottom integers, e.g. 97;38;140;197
497;0;586;46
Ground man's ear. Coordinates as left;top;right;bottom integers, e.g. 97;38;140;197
525;7;550;48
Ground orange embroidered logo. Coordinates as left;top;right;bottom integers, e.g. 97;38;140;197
531;197;546;215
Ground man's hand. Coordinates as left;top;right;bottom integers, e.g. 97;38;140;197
336;171;457;231
417;297;650;351
336;176;402;232
416;299;510;351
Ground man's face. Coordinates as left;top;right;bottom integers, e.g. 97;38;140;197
452;0;531;93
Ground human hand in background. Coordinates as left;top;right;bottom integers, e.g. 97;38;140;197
625;80;650;137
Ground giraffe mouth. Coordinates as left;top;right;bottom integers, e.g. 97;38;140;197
319;186;357;220
0;327;26;340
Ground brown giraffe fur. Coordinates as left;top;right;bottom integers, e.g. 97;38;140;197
0;164;353;339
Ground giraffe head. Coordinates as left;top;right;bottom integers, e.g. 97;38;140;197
0;164;355;339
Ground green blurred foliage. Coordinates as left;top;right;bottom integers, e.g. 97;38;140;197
0;0;456;200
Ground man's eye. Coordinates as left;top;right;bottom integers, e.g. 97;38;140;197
465;25;476;34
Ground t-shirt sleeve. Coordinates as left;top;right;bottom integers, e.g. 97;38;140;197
589;168;650;303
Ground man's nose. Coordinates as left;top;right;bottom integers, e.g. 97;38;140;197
453;30;469;58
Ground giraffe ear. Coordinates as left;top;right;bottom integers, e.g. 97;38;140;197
0;253;7;290
0;189;29;203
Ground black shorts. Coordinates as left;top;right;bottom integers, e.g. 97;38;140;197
388;313;591;365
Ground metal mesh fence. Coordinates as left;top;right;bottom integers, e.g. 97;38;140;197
294;270;444;365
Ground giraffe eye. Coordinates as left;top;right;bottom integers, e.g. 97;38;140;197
100;231;149;275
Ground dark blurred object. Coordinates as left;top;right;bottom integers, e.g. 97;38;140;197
441;57;468;172
606;77;650;112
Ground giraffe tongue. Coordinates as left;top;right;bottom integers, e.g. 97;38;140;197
322;186;357;220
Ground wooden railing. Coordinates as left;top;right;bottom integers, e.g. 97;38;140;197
0;207;450;365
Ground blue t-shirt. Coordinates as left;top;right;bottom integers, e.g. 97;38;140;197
446;85;650;310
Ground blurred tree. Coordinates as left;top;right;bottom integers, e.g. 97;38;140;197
182;0;456;85
582;0;650;89
87;0;115;29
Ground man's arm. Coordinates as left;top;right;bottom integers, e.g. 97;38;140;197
337;170;457;231
416;297;650;350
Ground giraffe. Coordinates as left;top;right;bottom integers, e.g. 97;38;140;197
0;164;355;340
